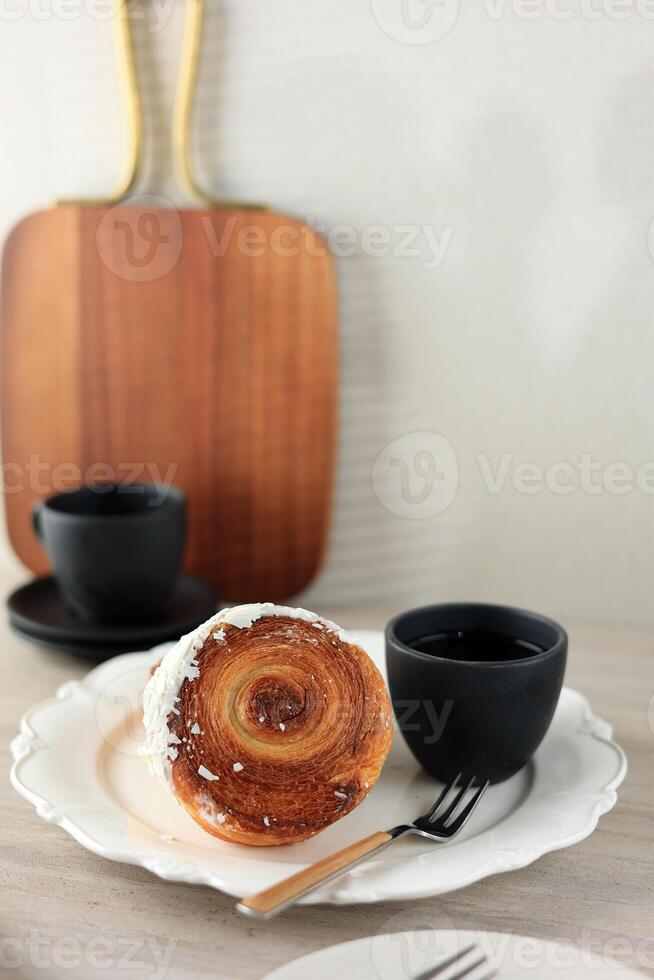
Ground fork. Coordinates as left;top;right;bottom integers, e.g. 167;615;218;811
237;773;489;919
412;943;496;980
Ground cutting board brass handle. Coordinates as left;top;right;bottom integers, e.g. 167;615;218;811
173;0;264;210
56;0;142;207
58;0;264;211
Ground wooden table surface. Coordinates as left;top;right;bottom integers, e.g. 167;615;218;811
1;578;652;979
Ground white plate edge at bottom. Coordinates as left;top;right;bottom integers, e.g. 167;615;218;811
263;929;647;980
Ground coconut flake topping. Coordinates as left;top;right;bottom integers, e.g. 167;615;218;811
198;765;220;782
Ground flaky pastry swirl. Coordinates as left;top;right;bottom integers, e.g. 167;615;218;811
142;604;392;846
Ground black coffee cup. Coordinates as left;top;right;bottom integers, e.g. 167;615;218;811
32;483;187;624
386;603;567;784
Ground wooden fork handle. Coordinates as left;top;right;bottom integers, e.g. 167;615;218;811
237;831;394;919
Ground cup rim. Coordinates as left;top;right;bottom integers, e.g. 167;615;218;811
386;601;567;669
39;483;186;521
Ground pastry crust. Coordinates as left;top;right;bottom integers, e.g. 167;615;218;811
142;605;392;846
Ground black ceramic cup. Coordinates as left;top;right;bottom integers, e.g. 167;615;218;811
386;603;567;784
32;483;186;624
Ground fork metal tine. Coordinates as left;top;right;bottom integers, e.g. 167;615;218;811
411;943;477;980
446;780;490;835
445;952;489;980
431;774;476;826
424;773;462;822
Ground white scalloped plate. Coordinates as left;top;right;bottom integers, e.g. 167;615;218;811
265;930;646;979
10;630;627;905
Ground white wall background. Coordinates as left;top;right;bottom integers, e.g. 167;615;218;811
1;0;654;625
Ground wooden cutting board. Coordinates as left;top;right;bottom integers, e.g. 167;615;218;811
0;0;338;603
0;203;337;602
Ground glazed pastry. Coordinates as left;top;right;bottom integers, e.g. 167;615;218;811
142;604;392;846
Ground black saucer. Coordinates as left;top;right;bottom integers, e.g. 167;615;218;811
9;624;165;661
7;574;218;659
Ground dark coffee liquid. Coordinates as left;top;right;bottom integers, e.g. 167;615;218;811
408;630;545;662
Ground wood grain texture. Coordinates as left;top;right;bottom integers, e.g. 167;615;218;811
1;204;337;602
1;598;653;979
239;832;393;917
